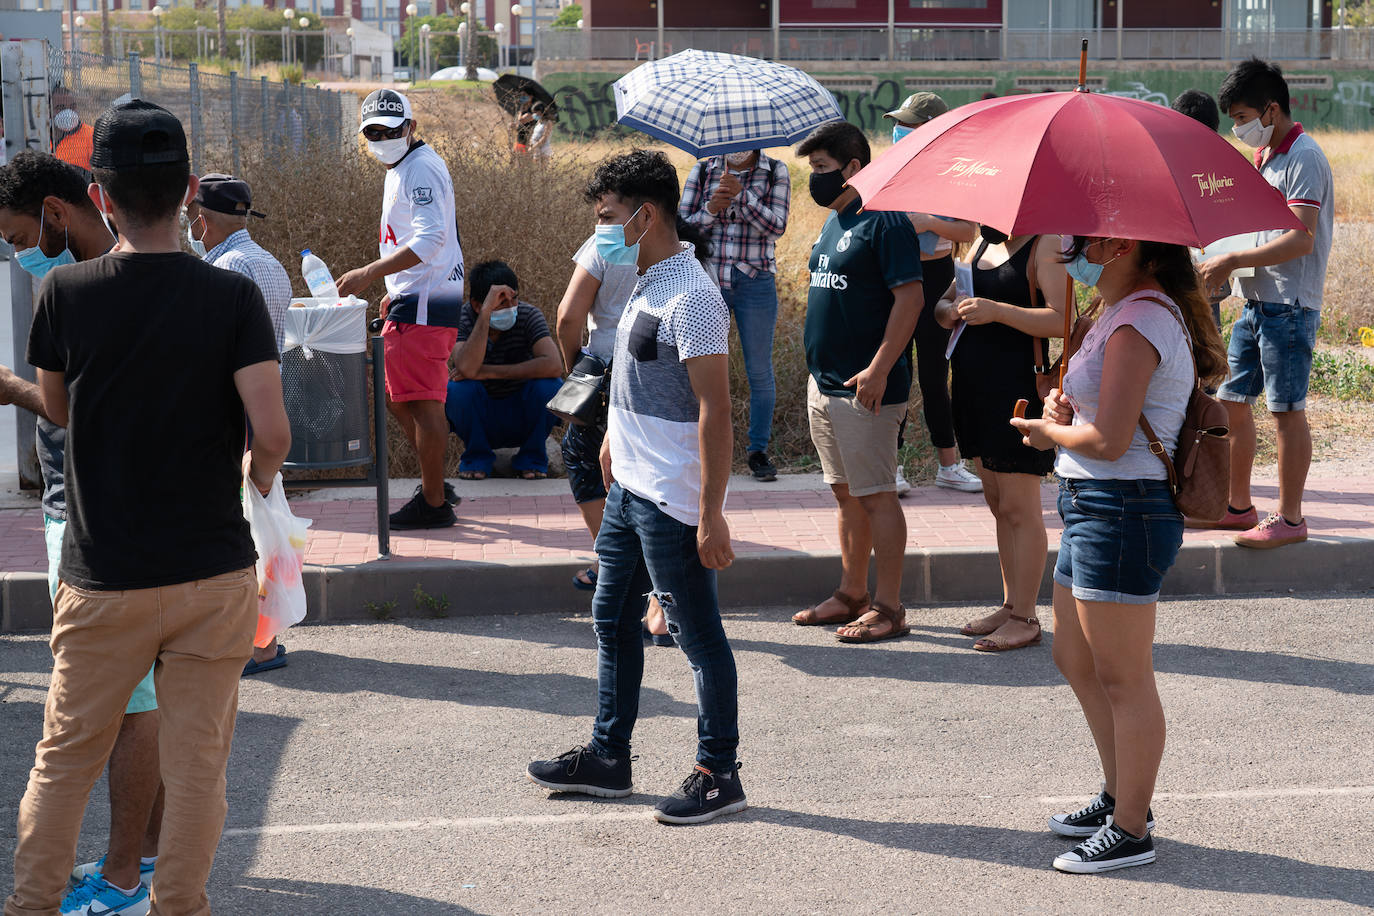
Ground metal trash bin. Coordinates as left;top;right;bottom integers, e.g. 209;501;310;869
281;298;371;468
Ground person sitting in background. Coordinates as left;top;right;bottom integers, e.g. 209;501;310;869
529;102;554;160
883;91;982;496
446;259;563;480
51;85;94;172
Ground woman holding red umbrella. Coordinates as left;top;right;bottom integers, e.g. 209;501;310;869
1012;237;1226;873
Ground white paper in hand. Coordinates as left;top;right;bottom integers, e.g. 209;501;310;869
945;262;975;360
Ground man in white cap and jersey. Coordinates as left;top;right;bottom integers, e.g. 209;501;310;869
338;89;465;528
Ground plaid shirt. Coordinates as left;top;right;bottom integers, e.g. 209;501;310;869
680;152;790;289
206;229;292;351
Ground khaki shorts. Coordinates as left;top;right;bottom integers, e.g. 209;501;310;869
806;374;906;497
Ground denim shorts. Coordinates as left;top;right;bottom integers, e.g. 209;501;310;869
1217;300;1321;413
1054;478;1184;605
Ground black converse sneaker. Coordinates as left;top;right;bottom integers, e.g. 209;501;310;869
413;482;460;507
1053;816;1156;874
1049;789;1155;837
652;763;747;824
526;745;633;798
389;492;457;530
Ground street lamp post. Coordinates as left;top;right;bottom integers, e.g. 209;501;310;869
345;25;355;78
299;16;309;72
419;22;431;80
283;7;296;65
151;5;164;66
405;3;418;78
510;3;522;70
494;21;504;69
460;1;476;81
74;15;86;54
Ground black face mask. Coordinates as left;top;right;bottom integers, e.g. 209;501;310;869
979;225;1009;245
809;168;849;208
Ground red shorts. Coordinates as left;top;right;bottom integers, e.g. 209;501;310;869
382;320;458;402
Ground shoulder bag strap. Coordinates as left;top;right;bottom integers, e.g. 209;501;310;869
1132;293;1196;489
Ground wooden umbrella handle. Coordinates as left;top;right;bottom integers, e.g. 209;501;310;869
1058;271;1074;389
1013;399;1029;419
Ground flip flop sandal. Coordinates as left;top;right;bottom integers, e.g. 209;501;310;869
792;589;870;626
959;606;1012;637
641;624;675;647
241;644;287;677
572;567;598;591
835;602;910;644
972;614;1043;652
457;470;488;481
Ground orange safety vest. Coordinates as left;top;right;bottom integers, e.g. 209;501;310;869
54;122;94;172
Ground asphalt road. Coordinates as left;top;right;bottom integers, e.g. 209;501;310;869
2;595;1372;914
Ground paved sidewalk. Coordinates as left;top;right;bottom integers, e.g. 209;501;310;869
2;470;1372;631
0;472;1371;572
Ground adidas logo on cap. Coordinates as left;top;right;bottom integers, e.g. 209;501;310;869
361;90;409;119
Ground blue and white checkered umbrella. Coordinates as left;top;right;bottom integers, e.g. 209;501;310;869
613;50;843;157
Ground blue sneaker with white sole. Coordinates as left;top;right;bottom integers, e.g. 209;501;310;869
60;876;150;915
69;856;155;890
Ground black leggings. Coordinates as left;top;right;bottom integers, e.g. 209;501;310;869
899;255;957;451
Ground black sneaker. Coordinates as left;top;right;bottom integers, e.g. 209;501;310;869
1053;816;1156;873
412;482;460;506
1049;789;1155;838
526;745;633;798
653;763;747;824
747;451;777;482
389;492;457;530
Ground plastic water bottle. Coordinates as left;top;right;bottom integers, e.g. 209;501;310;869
300;249;340;301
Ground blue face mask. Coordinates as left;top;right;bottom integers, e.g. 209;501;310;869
594;204;647;266
1065;240;1120;288
15;213;76;281
892;124;914;144
489;306;518;331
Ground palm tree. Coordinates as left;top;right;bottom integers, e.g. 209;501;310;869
99;0;111;61
217;0;228;62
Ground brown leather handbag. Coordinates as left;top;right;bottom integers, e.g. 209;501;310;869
1135;298;1231;520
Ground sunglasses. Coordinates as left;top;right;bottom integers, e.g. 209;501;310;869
362;123;407;141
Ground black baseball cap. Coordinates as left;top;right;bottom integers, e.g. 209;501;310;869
359;89;412;131
195;173;265;218
90;99;189;170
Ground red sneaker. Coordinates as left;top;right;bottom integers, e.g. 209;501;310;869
1234;513;1308;549
1185;506;1259;530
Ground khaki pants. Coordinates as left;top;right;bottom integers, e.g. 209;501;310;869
6;568;257;916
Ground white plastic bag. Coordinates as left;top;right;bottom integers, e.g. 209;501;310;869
283;298;368;360
242;473;313;648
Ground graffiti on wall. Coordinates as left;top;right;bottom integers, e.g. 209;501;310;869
547;70;1374;139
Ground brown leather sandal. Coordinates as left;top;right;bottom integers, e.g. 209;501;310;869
972;614;1042;652
835;602;910;644
959;605;1011;637
792;589;869;626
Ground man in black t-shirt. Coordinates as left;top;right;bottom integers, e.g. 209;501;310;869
446;259;564;480
790;121;923;645
8;101;290;916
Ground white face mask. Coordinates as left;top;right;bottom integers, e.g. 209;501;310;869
54;108;80;132
367;136;411;165
1232;108;1275;149
95;186;116;238
185;214;207;258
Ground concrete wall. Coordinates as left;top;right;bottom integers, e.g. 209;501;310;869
542;63;1374;137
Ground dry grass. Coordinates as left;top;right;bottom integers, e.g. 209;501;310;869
229;110;1374;479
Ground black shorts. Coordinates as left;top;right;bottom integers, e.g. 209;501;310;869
561;421;607;504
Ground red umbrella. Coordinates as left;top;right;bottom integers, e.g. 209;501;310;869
847;90;1303;250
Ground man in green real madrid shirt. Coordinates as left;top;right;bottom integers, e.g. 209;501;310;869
790;121;924;645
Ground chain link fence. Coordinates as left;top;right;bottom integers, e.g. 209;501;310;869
46;46;349;175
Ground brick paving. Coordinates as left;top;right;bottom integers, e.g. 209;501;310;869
1;473;1370;572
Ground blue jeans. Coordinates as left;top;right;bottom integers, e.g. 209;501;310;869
444;377;562;474
589;483;739;772
1217;300;1320;413
722;267;778;455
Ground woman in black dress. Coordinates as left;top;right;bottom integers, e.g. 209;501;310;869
935;228;1069;651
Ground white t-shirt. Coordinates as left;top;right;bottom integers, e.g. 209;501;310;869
607;244;730;526
379;142;464;327
572;234;640;361
1056;291;1194;481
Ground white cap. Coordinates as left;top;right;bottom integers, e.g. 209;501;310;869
359;89;412;131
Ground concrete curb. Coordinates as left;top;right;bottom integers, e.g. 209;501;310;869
4;535;1372;633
